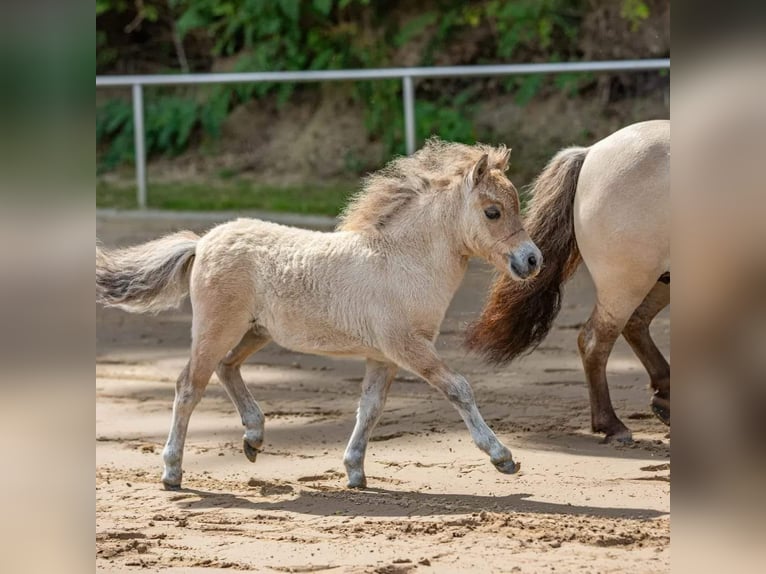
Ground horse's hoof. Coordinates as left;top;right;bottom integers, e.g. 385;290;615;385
243;439;260;463
651;399;670;426
601;429;633;445
493;459;521;474
594;418;633;444
162;480;182;491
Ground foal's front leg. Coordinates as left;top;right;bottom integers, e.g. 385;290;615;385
389;339;520;474
343;359;398;488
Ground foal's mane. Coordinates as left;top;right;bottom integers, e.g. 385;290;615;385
338;137;511;233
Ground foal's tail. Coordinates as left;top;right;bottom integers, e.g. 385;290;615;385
465;146;589;363
96;231;199;314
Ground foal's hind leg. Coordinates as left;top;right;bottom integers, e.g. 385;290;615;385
215;329;271;462
622;282;670;425
162;316;250;489
343;359;398;489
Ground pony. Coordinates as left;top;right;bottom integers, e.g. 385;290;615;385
96;138;543;489
466;121;670;443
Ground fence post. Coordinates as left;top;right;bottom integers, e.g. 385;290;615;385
402;76;415;155
132;83;147;209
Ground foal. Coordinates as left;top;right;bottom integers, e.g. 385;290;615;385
97;139;542;489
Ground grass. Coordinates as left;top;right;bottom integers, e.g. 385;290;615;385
97;179;357;216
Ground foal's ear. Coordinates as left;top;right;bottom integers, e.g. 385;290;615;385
500;148;512;170
472;154;489;187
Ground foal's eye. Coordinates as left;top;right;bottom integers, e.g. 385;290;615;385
484;206;501;220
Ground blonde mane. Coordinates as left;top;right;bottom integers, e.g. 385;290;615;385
338;138;511;233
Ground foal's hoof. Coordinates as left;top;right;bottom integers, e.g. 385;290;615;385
161;468;182;490
493;459;521;474
345;467;367;489
347;478;367;489
651;396;670;426
243;439;261;463
161;474;182;490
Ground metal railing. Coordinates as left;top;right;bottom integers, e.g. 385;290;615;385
96;59;670;208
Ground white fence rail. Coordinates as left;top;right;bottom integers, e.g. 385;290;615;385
96;59;670;208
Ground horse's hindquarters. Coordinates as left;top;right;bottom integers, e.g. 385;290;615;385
574;121;670;315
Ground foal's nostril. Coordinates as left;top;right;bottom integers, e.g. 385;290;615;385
527;254;537;268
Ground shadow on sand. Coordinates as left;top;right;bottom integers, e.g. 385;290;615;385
176;485;666;521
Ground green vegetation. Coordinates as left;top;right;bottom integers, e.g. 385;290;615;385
97;1;655;168
97;179;355;215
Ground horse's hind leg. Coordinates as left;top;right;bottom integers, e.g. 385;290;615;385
578;250;663;443
343;359;398;489
215;329;271;462
578;304;632;442
622;282;670;425
162;312;250;489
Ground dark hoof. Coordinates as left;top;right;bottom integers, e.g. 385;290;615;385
651;397;670;426
601;432;634;445
493;459;521;474
594;417;633;444
597;425;633;444
162;481;182;491
243;439;261;463
347;479;367;489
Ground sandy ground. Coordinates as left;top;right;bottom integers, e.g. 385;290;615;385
96;213;670;573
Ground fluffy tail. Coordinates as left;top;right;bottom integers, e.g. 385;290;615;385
465;146;589;363
96;231;199;314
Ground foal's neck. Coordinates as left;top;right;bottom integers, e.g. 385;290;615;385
373;198;469;290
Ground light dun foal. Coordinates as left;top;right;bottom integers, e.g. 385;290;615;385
97;139;542;489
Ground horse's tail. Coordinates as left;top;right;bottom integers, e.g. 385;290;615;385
96;231;199;314
465;146;589;363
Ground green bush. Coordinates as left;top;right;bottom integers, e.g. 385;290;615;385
96;99;133;172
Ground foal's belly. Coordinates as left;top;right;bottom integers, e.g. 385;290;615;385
261;317;382;361
273;336;376;359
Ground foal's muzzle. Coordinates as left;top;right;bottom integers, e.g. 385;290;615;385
508;242;543;280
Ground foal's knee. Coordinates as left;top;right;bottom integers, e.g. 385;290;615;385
441;376;476;409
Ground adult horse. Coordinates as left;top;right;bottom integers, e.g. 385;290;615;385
96;139;543;489
467;121;670;443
